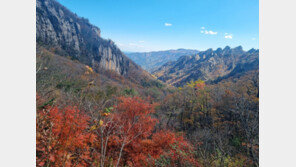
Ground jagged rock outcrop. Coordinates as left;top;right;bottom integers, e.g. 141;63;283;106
153;46;259;86
36;0;133;76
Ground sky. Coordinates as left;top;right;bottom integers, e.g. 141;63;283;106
57;0;259;52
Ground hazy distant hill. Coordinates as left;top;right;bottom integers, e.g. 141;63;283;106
125;49;199;72
153;46;259;86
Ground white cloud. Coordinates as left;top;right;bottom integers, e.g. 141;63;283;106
201;27;205;29
224;34;233;39
204;30;218;35
138;40;145;43
200;29;217;35
164;23;172;26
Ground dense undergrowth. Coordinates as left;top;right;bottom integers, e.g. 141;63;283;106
37;46;258;167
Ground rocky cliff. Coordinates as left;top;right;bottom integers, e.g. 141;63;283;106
36;0;135;76
153;46;259;86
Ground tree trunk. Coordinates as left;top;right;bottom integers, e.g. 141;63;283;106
116;143;125;167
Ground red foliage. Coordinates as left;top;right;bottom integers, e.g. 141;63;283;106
114;96;158;139
128;130;199;166
106;97;198;167
104;97;158;166
36;96;199;167
36;105;94;167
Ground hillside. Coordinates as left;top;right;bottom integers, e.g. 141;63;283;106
153;46;259;86
36;0;154;85
36;0;168;108
125;49;199;72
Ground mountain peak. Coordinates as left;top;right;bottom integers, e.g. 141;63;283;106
247;48;258;53
234;45;243;51
215;47;223;53
223;46;231;51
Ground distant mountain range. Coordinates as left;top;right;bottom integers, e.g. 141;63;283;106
125;49;199;72
153;46;259;86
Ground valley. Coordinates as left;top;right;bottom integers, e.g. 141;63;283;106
125;49;199;72
36;0;259;166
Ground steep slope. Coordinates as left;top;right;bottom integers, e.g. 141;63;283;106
36;0;152;85
153;46;259;86
36;45;168;102
125;49;199;72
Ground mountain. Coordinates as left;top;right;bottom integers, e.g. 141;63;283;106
153;46;259;86
125;49;199;72
36;0;153;85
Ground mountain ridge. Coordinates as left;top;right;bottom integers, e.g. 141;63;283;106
153;46;259;86
125;49;199;72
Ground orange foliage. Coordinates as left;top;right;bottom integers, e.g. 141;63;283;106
128;130;199;166
107;97;198;166
114;96;158;139
36;105;95;167
37;96;199;167
195;80;205;90
104;97;158;166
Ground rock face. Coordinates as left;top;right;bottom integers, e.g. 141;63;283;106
36;0;131;75
125;49;199;72
153;46;259;86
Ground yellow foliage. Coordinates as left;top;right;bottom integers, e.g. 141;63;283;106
85;65;94;74
103;113;110;116
90;125;97;131
151;74;157;79
186;79;205;89
99;120;103;126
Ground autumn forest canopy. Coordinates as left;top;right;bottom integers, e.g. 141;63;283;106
36;0;259;166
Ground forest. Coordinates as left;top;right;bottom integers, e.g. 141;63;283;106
36;45;258;167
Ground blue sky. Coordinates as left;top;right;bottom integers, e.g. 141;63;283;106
57;0;258;52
